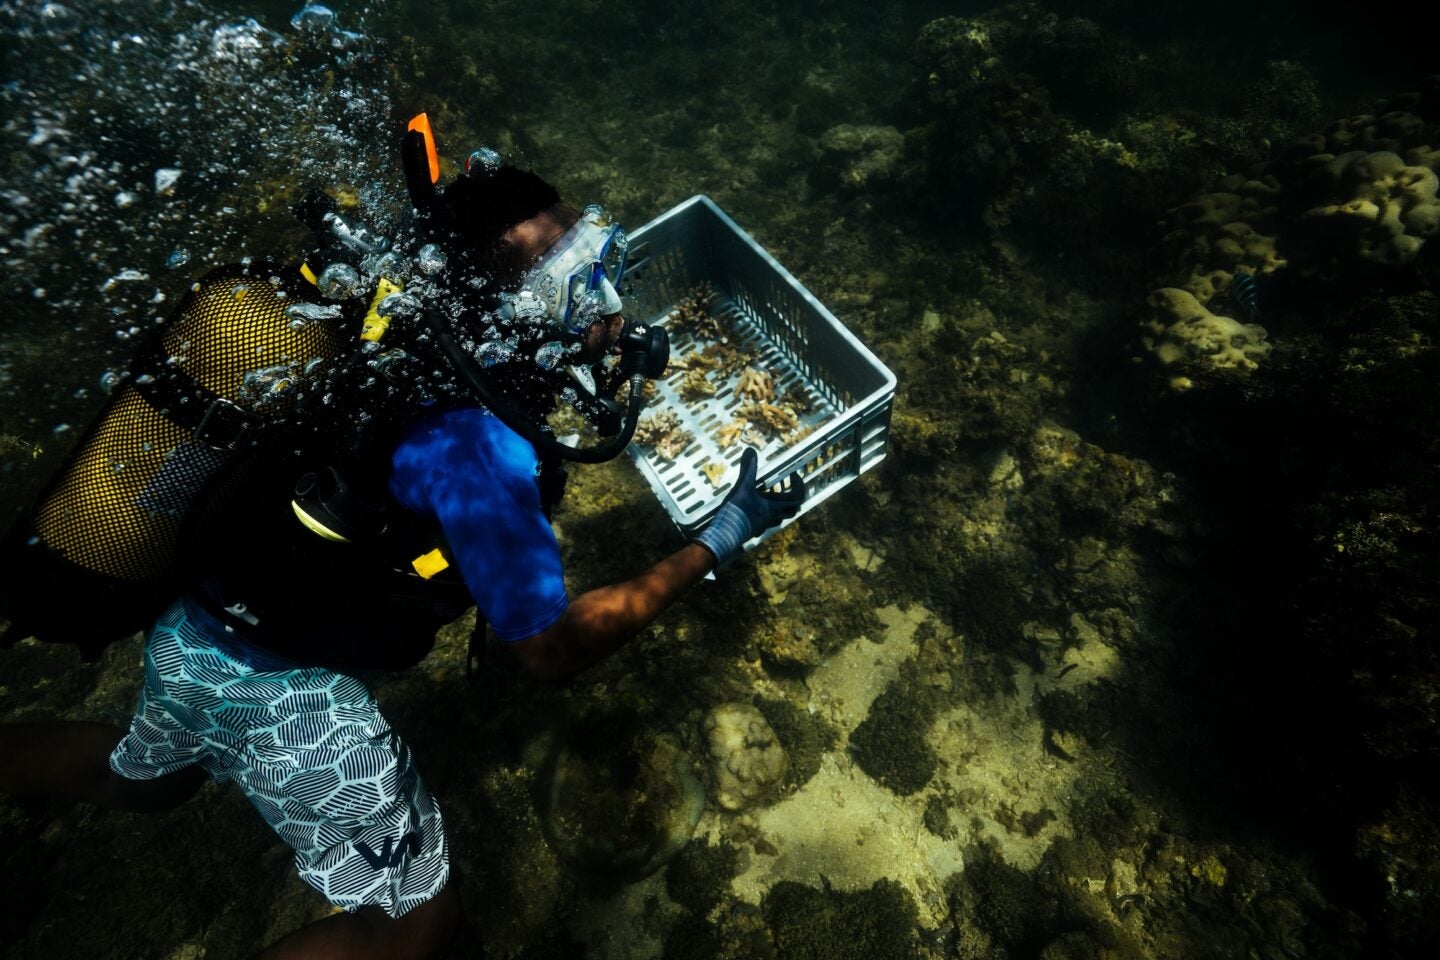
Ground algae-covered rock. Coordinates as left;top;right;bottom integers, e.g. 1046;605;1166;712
950;844;1061;955
898;326;1066;456
817;124;905;191
763;878;920;960
704;702;789;811
1039;931;1107;960
910;14;1063;202
664;901;775;960
848;670;941;796
1357;786;1440;949
755;696;837;793
666;839;743;915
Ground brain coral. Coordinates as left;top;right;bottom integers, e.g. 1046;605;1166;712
1143;77;1440;385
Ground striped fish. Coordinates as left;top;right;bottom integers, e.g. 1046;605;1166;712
1232;272;1262;321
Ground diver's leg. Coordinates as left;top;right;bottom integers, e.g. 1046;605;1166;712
223;665;457;958
0;720;204;811
254;880;460;960
124;596;460;956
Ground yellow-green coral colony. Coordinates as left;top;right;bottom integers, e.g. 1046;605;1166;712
1143;93;1440;387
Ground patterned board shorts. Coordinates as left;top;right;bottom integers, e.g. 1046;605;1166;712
109;597;449;918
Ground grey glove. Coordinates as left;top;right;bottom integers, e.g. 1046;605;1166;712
693;448;806;568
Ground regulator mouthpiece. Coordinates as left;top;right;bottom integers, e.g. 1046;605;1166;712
619;321;670;380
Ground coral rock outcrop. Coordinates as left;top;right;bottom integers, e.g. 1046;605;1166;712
1143;78;1440;385
1141;287;1270;375
703;702;788;811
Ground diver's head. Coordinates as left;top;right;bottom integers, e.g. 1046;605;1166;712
431;162;628;362
429;163;559;284
401;119;668;461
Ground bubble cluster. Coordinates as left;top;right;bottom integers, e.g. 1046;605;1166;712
1;0;397;434
415;244;448;275
238;364;297;408
317;263;362;300
377;291;421;318
284;301;343;328
475;340;518;367
534;341;566;370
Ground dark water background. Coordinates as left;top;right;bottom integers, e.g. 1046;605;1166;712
2;1;1437;958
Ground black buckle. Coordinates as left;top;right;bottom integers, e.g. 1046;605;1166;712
194;398;257;449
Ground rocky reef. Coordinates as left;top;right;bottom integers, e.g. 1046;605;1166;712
1142;78;1440;385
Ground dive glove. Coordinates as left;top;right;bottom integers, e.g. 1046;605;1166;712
692;448;806;569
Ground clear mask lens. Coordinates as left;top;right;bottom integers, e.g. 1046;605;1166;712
600;228;628;289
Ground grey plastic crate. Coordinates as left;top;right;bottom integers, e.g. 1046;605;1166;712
620;195;896;547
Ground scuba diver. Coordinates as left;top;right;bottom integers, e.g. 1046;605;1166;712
0;115;804;958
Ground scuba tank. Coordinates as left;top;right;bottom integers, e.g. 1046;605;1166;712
0;263;353;659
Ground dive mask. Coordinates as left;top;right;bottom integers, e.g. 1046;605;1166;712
520;204;628;335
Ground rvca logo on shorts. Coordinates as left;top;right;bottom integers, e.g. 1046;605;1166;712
355;832;421;869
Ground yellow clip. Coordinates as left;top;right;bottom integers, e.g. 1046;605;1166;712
299;262;318;286
411;548;450;580
361;277;402;342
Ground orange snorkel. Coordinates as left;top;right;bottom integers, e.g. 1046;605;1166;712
401;112;441;212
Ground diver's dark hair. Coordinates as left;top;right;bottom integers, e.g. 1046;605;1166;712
431;166;561;285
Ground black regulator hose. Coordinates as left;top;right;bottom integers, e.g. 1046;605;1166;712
425;307;648;464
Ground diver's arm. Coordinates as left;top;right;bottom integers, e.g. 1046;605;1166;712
510;542;715;682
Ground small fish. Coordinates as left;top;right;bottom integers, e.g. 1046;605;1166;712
1231;272;1262;322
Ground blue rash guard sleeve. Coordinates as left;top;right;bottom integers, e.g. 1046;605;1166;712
389;407;568;642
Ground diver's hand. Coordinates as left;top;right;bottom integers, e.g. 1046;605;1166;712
692;448;806;569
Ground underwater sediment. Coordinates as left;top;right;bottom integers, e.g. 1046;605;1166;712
2;1;1437;958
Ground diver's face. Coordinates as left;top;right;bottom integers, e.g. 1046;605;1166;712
579;311;626;362
505;206;625;362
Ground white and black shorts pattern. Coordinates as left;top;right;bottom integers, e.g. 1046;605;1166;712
109;597;449;918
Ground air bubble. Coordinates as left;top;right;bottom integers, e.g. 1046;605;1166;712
285;301;342;328
154;168;182;195
466;147;502;174
415;244;447;275
476;340;518;367
534;341;566;370
317;262;361;300
370;348;410;376
378;291;421;318
371;251;411;281
290;3;335;33
37;3;80;38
